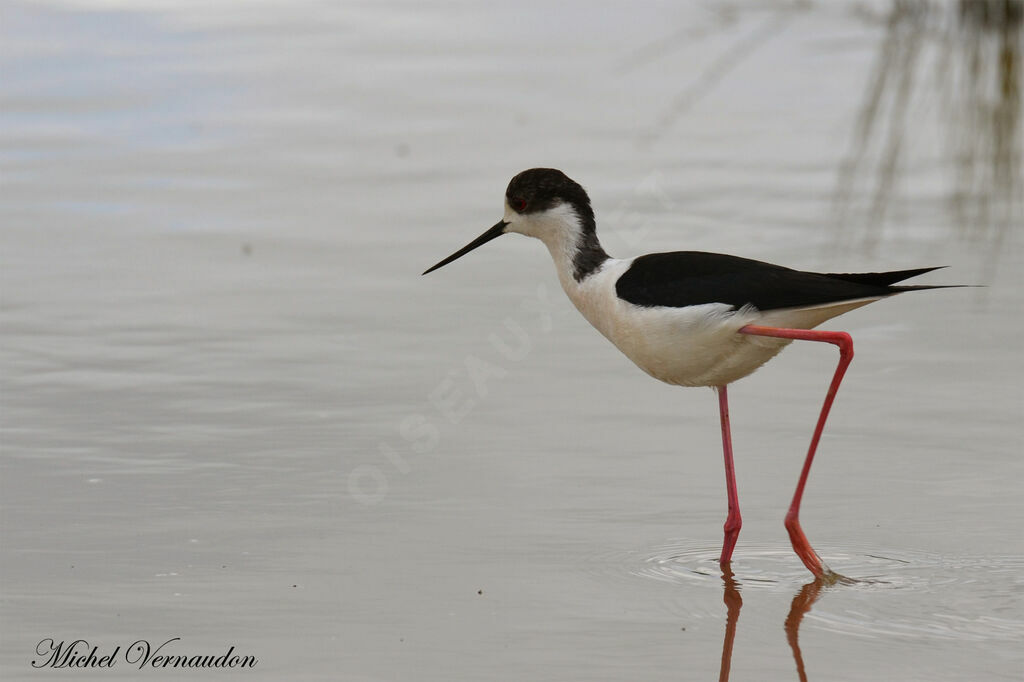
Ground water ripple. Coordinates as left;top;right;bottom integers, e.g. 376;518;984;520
614;539;1024;642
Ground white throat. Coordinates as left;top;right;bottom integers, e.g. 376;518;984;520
504;202;593;290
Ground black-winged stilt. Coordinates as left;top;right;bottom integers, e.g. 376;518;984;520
423;168;958;578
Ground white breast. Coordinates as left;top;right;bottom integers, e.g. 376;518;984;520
558;258;877;387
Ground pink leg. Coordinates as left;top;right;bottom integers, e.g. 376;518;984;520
717;385;742;567
738;325;855;578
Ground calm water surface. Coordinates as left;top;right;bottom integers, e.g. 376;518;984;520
2;1;1022;680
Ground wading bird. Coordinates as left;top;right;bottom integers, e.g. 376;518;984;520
423;168;956;578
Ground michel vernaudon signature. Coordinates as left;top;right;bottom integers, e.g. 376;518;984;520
32;638;257;669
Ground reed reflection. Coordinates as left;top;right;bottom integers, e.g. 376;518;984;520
835;0;1022;265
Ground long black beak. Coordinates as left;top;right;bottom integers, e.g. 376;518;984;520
422;220;509;275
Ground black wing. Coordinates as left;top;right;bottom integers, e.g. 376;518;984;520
823;267;944;287
614;251;945;311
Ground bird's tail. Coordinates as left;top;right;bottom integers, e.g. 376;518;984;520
889;283;978;293
825;266;946;287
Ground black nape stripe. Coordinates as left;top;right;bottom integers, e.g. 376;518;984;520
572;229;608;281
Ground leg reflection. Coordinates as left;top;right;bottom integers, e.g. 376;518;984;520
718;568;853;681
718;566;742;682
784;576;834;682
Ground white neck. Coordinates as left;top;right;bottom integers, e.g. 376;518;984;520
504;202;606;290
540;208;587;290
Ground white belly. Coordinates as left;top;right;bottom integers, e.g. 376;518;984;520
561;259;877;387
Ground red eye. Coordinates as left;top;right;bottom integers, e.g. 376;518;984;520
510;197;527;212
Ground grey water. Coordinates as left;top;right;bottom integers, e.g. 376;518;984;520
2;1;1022;680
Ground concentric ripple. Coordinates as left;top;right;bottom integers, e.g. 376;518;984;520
620;539;1024;642
631;540;928;589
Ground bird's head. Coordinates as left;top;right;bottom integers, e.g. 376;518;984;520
423;168;596;275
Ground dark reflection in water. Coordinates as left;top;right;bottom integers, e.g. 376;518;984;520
782;577;831;682
716;569;856;682
717;568;743;682
628;0;1019;268
835;0;1022;262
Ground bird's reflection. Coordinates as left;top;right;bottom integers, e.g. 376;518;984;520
783;577;830;682
718;567;743;682
717;568;850;682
